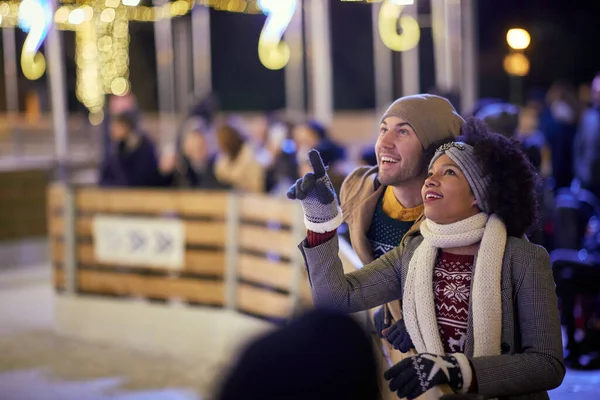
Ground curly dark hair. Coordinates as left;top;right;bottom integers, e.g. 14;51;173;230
458;117;541;238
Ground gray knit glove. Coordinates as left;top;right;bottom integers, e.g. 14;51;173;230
287;149;343;233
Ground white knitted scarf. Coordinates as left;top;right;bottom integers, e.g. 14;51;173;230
403;212;507;357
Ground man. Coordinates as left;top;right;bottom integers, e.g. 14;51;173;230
338;94;464;353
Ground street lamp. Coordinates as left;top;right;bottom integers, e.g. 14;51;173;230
506;28;531;50
504;28;530;105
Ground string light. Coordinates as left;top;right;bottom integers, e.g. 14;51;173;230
2;0;265;28
75;12;104;114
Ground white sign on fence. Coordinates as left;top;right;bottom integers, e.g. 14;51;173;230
93;215;185;269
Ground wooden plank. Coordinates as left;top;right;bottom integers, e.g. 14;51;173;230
74;242;225;275
238;254;293;291
77;217;93;236
48;214;65;236
51;240;65;263
75;188;228;217
238;226;295;259
185;221;227;246
239;194;299;225
300;274;313;304
77;270;225;305
185;250;226;275
54;267;65;289
236;283;291;318
47;183;65;210
49;215;91;237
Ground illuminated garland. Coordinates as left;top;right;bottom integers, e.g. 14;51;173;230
0;0;262;25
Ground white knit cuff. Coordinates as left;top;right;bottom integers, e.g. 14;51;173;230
304;211;344;233
452;352;473;394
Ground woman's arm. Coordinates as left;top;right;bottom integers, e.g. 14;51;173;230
470;243;565;397
299;233;404;313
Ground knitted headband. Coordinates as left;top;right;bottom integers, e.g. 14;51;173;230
429;142;492;214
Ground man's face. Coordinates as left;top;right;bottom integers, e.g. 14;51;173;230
375;116;424;186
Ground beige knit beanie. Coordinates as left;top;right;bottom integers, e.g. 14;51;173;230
380;94;465;149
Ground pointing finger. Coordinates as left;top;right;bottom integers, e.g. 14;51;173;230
308;149;327;179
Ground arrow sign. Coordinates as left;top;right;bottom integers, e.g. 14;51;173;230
94;215;185;269
155;232;173;253
129;231;146;252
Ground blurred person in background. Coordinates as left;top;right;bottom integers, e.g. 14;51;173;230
99;109;162;187
214;122;266;193
573;73;600;198
475;101;548;173
248;114;298;195
358;147;378;167
476;102;548;245
545;83;579;189
517;105;551;176
159;117;225;189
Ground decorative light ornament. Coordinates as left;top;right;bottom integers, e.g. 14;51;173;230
17;0;52;80
378;0;420;52
257;0;296;70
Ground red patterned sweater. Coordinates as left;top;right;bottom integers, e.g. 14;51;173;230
434;251;474;354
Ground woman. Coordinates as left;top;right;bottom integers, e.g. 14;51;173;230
214;122;266;193
287;119;565;400
159;118;225;189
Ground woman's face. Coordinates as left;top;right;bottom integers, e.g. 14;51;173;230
422;154;480;224
182;131;207;163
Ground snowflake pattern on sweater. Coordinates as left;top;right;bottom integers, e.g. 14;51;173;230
433;251;475;354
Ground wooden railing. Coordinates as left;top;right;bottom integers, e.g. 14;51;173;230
48;183;310;321
0;167;50;241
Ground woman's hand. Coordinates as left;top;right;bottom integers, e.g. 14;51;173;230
385;353;470;400
287;149;342;233
159;151;177;174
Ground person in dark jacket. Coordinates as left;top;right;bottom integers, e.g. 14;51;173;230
99;110;162;187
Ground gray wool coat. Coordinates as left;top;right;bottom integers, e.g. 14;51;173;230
299;232;565;400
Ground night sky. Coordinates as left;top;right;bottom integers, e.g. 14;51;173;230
0;0;599;113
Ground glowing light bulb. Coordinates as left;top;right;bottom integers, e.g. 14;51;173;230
68;8;85;25
506;28;530;50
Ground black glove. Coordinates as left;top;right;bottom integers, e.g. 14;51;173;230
373;306;391;338
287;149;342;233
384;353;470;400
384;318;414;352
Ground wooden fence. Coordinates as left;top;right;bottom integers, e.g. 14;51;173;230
48;183;310;321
